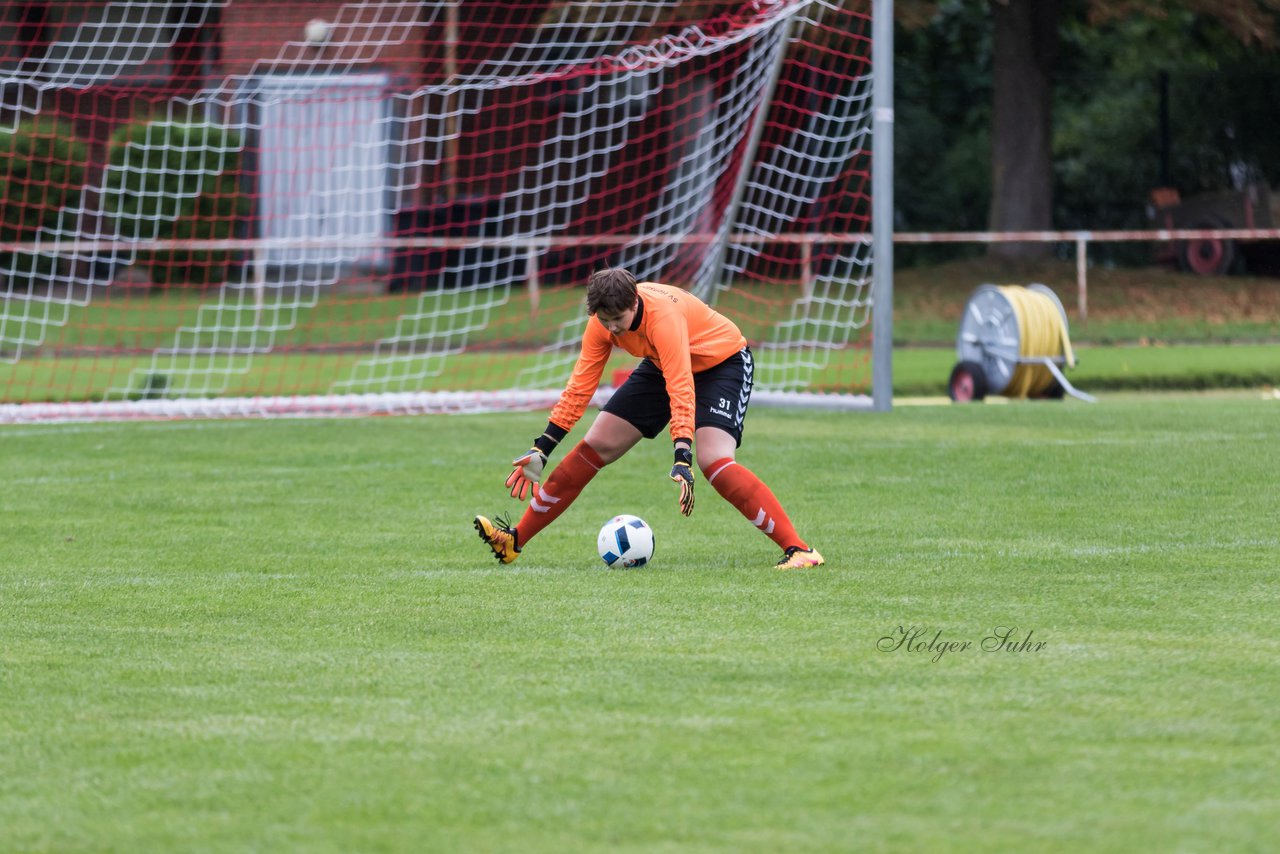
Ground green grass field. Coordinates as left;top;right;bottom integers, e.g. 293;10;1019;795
2;397;1278;851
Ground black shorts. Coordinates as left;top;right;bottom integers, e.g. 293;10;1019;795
601;347;754;446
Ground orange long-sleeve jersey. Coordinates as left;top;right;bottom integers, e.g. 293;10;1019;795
548;282;747;443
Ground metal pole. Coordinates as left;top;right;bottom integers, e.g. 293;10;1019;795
527;246;540;314
1076;237;1088;325
800;240;814;298
871;0;894;411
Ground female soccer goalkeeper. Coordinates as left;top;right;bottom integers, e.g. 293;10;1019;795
474;267;824;569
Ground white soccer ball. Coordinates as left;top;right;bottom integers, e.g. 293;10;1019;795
304;18;331;45
597;514;655;568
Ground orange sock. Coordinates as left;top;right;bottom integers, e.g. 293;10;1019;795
702;457;807;551
515;441;605;546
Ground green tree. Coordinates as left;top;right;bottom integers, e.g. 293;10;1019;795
898;0;1280;257
1055;8;1280;228
0;117;90;286
103;119;251;288
895;0;993;263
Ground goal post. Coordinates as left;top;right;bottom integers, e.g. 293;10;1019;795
0;0;889;423
872;0;894;412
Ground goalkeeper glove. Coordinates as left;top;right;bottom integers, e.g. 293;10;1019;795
670;444;695;517
505;448;546;501
504;422;567;501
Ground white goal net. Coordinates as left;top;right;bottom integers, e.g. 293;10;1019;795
0;0;883;422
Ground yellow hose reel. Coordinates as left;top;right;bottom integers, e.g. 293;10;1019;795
948;283;1095;403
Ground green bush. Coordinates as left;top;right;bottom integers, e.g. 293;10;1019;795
0;117;90;285
103;119;251;288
